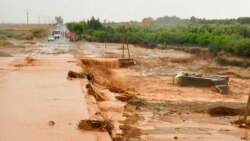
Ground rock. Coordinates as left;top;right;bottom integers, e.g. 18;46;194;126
48;120;55;126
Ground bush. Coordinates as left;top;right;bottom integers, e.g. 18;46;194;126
66;20;250;58
0;39;12;46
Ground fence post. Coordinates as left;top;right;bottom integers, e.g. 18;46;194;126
243;93;250;123
126;36;130;58
122;34;125;58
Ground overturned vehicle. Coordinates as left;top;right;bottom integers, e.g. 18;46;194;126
173;72;229;94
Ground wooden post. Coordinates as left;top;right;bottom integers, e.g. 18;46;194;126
105;34;107;49
122;35;125;58
243;93;250;123
126;36;130;58
105;30;107;49
105;39;107;49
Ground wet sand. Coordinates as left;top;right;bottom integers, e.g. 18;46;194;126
0;56;111;141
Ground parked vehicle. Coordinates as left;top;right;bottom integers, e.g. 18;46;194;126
66;31;77;42
52;30;61;39
47;35;55;42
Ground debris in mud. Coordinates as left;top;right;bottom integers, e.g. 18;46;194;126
13;57;37;67
173;71;229;94
118;124;141;139
112;136;125;141
124;95;147;111
78;120;114;135
86;83;107;101
67;70;93;81
25;57;35;64
0;51;13;57
208;107;245;116
48;120;55;126
120;113;143;125
67;60;76;63
234;119;250;129
115;95;129;102
109;87;125;93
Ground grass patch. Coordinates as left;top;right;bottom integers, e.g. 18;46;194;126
216;56;250;68
118;124;141;139
120;114;142;125
0;51;13;57
0;39;25;48
0;39;12;46
21;41;37;45
0;35;6;40
0;27;50;40
78;120;114;135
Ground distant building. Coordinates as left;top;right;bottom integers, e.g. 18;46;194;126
142;17;153;25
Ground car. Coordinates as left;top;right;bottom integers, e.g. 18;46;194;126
48;35;55;42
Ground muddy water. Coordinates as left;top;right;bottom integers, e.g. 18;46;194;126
0;56;111;141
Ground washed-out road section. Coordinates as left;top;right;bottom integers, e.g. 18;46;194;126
0;26;111;141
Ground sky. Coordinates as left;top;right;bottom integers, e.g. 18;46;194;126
0;0;249;24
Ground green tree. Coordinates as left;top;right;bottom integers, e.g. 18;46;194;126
87;17;103;30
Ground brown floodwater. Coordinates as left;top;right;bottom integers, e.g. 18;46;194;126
0;56;111;141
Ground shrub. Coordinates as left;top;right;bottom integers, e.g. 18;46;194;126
0;39;12;46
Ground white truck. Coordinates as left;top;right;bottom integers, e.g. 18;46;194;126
52;30;61;39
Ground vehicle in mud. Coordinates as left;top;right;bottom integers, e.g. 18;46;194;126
173;72;229;94
47;35;55;42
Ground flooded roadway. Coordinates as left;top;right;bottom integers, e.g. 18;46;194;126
0;27;112;141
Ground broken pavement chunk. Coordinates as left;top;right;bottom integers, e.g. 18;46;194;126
118;58;136;68
173;72;229;94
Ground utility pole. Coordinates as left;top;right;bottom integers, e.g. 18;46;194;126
38;16;41;25
24;10;31;25
44;15;47;24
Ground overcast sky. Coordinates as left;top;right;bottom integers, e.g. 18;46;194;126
0;0;249;24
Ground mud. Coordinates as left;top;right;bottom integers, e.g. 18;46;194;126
75;41;250;141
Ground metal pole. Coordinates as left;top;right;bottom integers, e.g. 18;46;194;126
243;93;250;123
27;12;29;25
38;16;40;25
24;10;30;25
